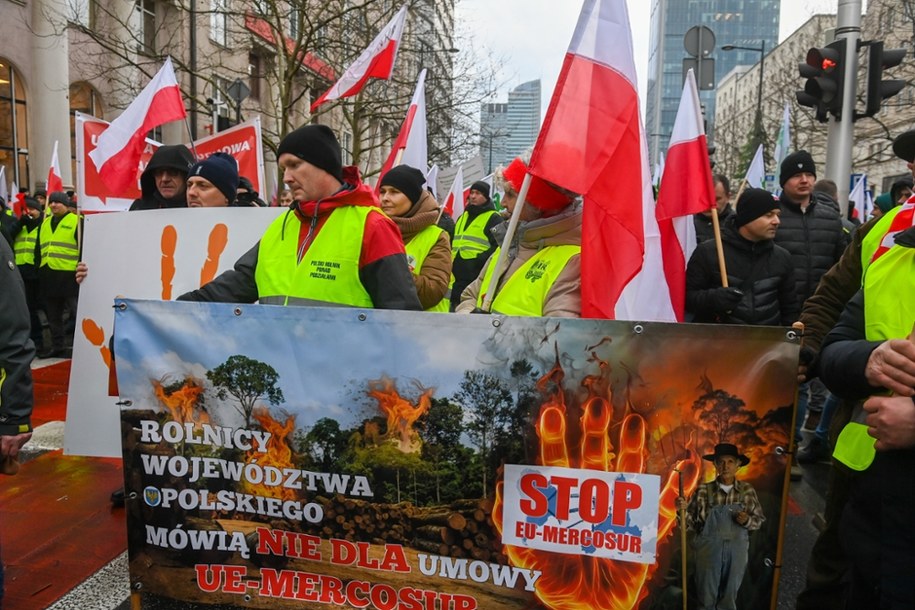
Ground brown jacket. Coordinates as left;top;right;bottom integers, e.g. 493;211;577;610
391;190;452;310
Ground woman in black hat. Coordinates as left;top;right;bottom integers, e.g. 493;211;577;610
676;443;765;610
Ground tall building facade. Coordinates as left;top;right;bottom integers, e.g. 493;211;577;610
479;79;540;173
646;0;780;166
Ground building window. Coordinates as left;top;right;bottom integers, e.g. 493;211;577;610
69;82;104;182
210;0;227;47
289;6;299;40
0;58;29;189
69;0;90;27
248;53;262;102
132;0;156;55
210;76;233;132
341;132;353;166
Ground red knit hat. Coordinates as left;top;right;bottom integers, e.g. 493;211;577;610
502;157;572;214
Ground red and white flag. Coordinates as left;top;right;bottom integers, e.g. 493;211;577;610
311;4;408;111
526;0;648;319
47;140;64;195
655;69;716;321
377;69;428;188
88;57;187;195
443;164;465;218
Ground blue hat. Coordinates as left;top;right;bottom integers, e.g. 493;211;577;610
188;152;239;204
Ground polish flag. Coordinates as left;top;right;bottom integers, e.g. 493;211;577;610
849;175;870;222
311;5;408;111
88;57;187;195
377;69;428;190
47;140;64;195
10;180;22;216
526;0;648;319
655;69;716;321
443;164;465;218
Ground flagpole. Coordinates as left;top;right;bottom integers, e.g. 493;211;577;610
710;206;729;288
480;173;532;312
183;115;199;159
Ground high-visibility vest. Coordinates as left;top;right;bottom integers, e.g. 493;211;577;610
13;224;38;266
860;203;909;275
833;243;915;471
405;225;450;313
38;213;79;271
254;207;374;308
476;245;580;316
453;210;499;260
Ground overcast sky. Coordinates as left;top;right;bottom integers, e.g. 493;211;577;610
455;0;860;114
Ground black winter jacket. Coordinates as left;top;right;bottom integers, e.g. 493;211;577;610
0;238;34;436
693;206;734;244
774;191;849;308
686;220;798;325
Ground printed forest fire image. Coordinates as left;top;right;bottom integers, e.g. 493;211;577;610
114;302;799;610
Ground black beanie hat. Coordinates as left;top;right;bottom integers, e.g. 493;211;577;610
779;150;817;187
469;180;491;199
277;124;343;182
380;165;426;205
48;191;70;205
188;152;240;204
735;188;779;228
24;196;41;211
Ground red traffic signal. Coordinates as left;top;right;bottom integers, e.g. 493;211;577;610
797;40;846;121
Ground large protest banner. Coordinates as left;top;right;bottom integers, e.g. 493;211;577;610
75;113;266;212
114;300;799;609
67;208;284;456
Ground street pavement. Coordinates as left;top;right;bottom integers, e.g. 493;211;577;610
1;357;830;610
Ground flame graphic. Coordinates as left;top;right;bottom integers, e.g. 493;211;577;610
152;377;210;427
244;407;297;501
367;377;433;453
493;349;703;610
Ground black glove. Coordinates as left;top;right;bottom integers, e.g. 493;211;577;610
470;307;491;314
708;287;744;314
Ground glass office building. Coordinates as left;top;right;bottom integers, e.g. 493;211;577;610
645;0;780;166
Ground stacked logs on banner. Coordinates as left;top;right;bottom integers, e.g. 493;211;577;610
303;495;506;563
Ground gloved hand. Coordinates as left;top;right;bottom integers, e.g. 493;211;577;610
708;287;744;314
470;307;491;314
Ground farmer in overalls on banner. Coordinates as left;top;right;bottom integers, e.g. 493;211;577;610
676;443;765;610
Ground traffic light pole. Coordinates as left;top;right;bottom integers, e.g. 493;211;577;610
826;0;862;214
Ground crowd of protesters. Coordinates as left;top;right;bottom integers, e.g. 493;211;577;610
5;119;915;610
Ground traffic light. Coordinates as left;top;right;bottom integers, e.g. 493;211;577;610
864;41;906;118
796;40;846;122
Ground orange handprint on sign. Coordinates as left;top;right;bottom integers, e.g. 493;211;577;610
81;222;229;371
493;356;702;610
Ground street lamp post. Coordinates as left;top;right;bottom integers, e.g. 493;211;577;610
722;41;767;154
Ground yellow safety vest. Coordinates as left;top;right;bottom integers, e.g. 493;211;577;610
833;243;915;471
405;225;450;313
860;204;905;276
453;210;499;260
39;213;79;271
13;224;38;266
254;207;375;308
476;245;580;316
